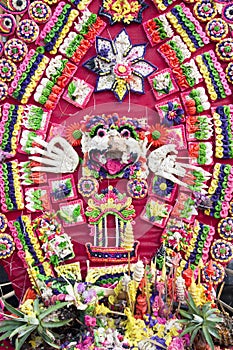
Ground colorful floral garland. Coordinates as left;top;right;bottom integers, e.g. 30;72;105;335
166;3;209;52
37;2;79;54
212;105;233;159
196;50;231;101
0;161;24;211
205;163;233;218
9;48;49;104
0;103;23;156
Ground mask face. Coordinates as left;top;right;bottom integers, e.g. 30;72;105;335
0;0;29;14
0;13;16;36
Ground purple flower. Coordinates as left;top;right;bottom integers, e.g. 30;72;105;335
162;102;184;126
76;282;86;294
152;176;174;197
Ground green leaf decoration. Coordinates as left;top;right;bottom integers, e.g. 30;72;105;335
0;330;14;341
208;327;221;340
72;205;81;220
190;326;201;345
179;309;193;320
15;327;37;350
159;105;169;112
39;301;69;321
3;300;25;318
203;325;215;350
68;82;76;98
41;318;72;328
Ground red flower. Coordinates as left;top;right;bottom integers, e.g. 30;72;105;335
147;124;168;147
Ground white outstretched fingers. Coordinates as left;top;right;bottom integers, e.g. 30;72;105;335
29;136;79;173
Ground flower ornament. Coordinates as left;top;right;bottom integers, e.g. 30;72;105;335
151;176;174;198
194;0;217;22
0;0;29;14
147;124;168;148
0;58;16;81
99;0;148;25
161;101;184;126
0;13;16;36
0;233;15;259
226;62;233;84
16;19;39;43
29;1;51;24
83;29;156;101
216;38;233;61
206;18;228;41
65;122;83;147
4;38;27;62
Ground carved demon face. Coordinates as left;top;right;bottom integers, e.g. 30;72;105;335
81;114;148;178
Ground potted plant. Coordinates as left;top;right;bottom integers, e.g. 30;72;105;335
0;299;72;350
178;293;223;350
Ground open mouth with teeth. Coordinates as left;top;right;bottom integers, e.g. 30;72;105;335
89;149;138;176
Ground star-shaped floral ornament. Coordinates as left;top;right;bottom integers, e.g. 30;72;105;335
99;0;148;25
83;29;157;101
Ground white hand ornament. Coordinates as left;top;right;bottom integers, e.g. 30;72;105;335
28;136;79;173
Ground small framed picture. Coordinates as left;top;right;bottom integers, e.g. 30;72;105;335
59;199;86;227
49;175;77;203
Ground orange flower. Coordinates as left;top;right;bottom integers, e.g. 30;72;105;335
147;124;168;147
65;122;83;147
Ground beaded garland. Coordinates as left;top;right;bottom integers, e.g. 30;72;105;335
0;58;16;82
184;220;215;267
204;163;233;218
202;261;225;284
0;104;23;156
28;1;52;24
152;0;178;12
166;3;210;52
188;141;213;166
218;217;233;240
181;87;210;115
205;18;229;41
59;11;106;64
210;239;233;263
37;2;79;55
99;0;148;25
143;14;173;46
193;0;217;22
16;19;39;43
0;82;8;101
226;62;233;84
212;105;233;159
216;38;233;61
155;97;185;126
68;0;92;11
4;38;28;62
196;50;231;101
0;213;7;232
34;55;77;110
9;48;49;104
0;161;24;212
0;233;15;259
8;215;44;268
186;115;213;141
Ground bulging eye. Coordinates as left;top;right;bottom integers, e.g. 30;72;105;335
121;129;131;138
3;18;12;29
11;0;28;12
97;128;106;137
